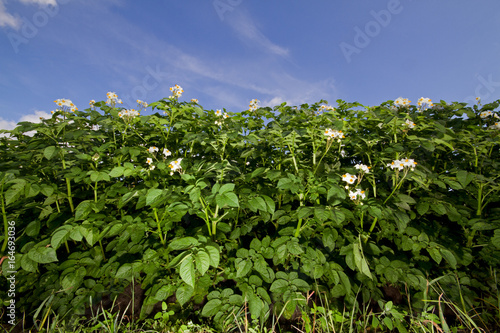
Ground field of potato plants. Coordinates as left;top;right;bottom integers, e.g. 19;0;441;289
1;89;499;332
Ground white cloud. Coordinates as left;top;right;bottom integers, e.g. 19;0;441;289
0;110;51;137
227;11;289;57
0;0;57;29
19;0;57;5
0;0;20;29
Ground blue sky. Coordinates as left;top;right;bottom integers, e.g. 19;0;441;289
1;0;500;130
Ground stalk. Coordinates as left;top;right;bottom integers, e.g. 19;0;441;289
153;208;166;247
1;179;9;253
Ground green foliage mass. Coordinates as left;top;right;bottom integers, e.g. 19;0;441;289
1;95;499;330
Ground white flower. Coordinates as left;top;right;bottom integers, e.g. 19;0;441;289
404;119;415;129
149;165;156;171
118;109;140;119
476;97;481;105
342;173;357;185
147;146;159;154
136;99;148;108
387;158;417;171
394;97;411;108
169;85;183;98
349;188;366;201
146;157;153;165
215;109;222;116
89;100;95;108
169;158;183;172
324;128;345;140
480;111;493;118
249;99;260;111
191;98;198;103
91;124;100;131
491;122;500;130
54;98;77;111
163;148;172;157
417;97;433;111
354;164;370;173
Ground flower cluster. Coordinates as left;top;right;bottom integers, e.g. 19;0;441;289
491;122;500;130
404;119;415;129
147;146;159;154
169;158;183;175
169;85;183;98
54;98;78;112
387;158;417;171
394;97;411;108
324;128;345;141
249;99;259;112
118;109;140;119
417;97;433;111
354;163;370;173
89;100;96;108
319;105;335;112
136;100;148;108
215;109;229;126
349;188;366;201
106;92;123;107
342;173;357;185
480;110;499;119
191;98;199;104
476;97;481;106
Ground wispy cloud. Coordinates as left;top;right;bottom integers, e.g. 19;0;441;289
0;110;51;137
0;0;20;29
226;11;289;57
0;0;57;29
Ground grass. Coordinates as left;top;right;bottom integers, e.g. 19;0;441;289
2;273;499;333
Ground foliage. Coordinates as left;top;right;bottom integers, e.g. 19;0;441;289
1;92;499;331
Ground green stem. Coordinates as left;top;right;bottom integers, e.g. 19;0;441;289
1;179;8;253
98;239;106;260
61;156;75;213
199;197;212;237
154;208;166;247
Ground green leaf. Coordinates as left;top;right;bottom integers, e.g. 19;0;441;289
249;196;267;212
236;258;253;278
247;292;264;320
427;247;442;264
168;237;199;251
457;170;473;188
440;249;457;269
205;245;220;268
416;201;429;215
353;243;372;279
5;179;26;206
179;255;196;288
75;200;94;221
61;268;86;293
51;228;70;250
195;251;210;276
262;195;275;214
218;183;235;194
146;188;163;206
21;254;37;272
322;228;338;251
116;263;133;279
286;240;304;255
176;285;194;306
25;221;40;237
216;191;239;208
109;166;125;177
28;247;58;264
201;299;222;317
269;279;288;293
43;146;59;160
